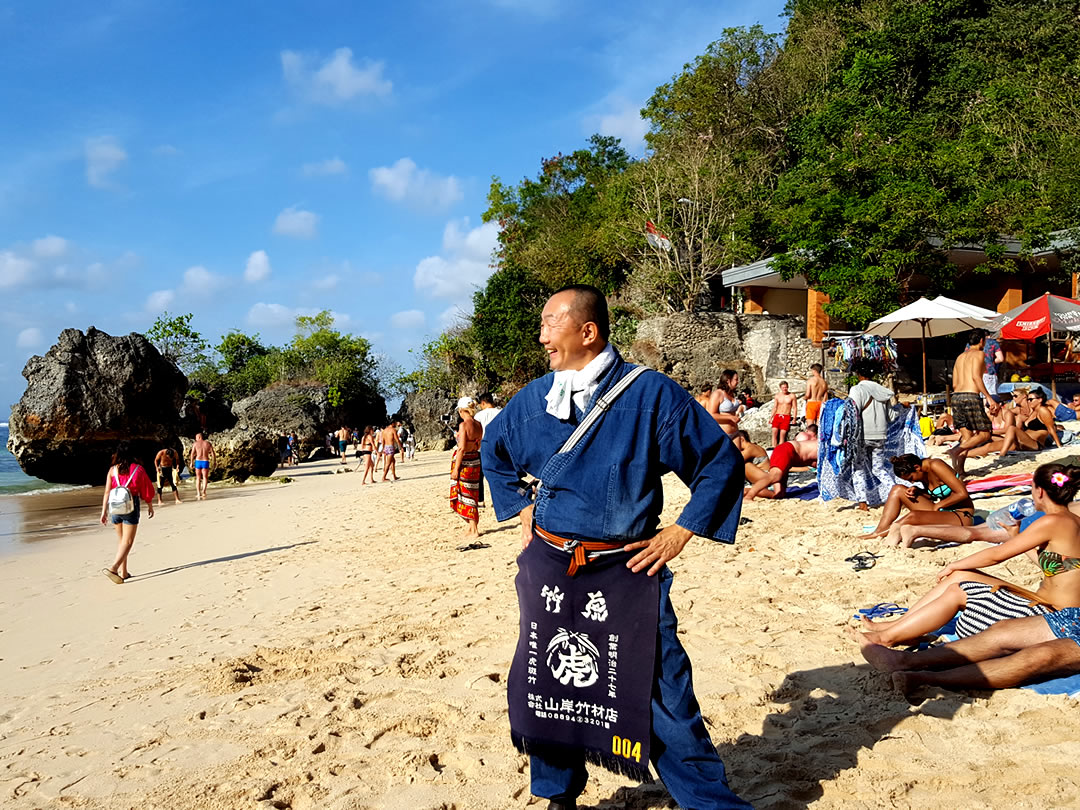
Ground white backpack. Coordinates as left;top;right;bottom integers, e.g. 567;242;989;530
108;466;137;517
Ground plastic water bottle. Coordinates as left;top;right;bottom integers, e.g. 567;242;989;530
986;497;1035;529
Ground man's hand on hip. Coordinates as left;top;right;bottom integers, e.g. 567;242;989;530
624;525;694;576
519;504;534;550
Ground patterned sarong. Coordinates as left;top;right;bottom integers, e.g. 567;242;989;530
451;451;481;522
508;534;658;782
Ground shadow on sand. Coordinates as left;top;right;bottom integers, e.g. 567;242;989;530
581;663;971;809
130;541;317;582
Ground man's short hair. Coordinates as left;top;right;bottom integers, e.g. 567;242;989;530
780;381;788;387
810;363;823;373
478;391;496;406
554;284;610;341
968;328;987;346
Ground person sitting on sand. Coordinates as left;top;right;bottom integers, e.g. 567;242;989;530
450;397;483;538
793;423;818;443
100;442;155;584
889;501;1080;550
858;611;1080;700
925;413;960;447
744;437;818;500
852;463;1080;648
865;454;974;540
707;369;741;436
770;381;798;447
961;388;1063;460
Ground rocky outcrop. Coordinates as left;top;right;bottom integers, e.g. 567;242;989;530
180;388;237;436
629;312;826;398
399;389;457;451
7;327;187;484
182;427;279;482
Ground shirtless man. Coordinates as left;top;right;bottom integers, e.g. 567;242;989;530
154;446;182;504
744;438;819;500
804;363;827;428
947;330;1000;477
770;381;798;447
336;425;350;465
189;433;215;500
380;422;404;482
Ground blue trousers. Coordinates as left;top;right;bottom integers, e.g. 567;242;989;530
529;567;753;809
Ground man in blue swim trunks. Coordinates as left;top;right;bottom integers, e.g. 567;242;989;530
189;432;215;501
857;612;1080;699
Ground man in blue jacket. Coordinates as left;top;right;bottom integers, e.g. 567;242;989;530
481;285;751;810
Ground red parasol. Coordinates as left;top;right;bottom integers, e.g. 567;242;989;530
989;293;1080;397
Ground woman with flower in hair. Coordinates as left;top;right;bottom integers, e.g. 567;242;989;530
852;463;1080;647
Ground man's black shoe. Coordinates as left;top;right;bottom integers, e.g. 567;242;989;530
546;802;576;810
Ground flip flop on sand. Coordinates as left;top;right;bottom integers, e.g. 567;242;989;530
853;602;907;621
102;568;124;584
845;550;882;571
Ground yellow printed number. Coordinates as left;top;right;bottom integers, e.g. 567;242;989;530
611;736;642;763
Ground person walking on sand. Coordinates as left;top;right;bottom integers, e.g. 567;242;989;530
770;381;798;447
947;329;1000;477
100;442;155;584
380;422;404;481
355;425;377;483
804;363;827;428
189;432;215;500
451;397;483;537
336;424;350;465
482;284;751;810
153;445;182;504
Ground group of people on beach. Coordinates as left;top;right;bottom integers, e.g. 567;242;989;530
345;422;412;484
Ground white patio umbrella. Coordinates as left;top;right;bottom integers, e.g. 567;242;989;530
864;296;995;394
930;296;999;321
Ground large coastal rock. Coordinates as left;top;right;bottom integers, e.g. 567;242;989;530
6;327;187;484
398;389;457;451
181;427;279;482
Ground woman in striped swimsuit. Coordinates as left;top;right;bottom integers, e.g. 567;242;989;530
853;463;1080;647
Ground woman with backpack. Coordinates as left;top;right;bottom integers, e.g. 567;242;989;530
100;442;156;584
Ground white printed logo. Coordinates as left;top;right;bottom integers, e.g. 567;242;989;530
581;591;609;622
546;628;600;687
541;584;564;613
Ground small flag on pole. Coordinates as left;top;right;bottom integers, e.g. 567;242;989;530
645;221;672;251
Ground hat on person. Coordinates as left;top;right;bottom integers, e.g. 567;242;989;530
456;396;475;411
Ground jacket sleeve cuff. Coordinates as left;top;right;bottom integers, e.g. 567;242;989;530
494;494;535;524
675;514;735;545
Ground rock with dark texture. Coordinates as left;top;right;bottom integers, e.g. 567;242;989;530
230;384;384;458
7;327;187;484
180;388;237;436
398;389;457;451
206;426;280;482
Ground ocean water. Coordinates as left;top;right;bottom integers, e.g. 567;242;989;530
0;423;88;495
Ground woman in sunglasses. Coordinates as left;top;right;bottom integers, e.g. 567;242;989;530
996;389;1062;456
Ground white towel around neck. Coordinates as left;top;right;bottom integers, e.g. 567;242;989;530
545;344;616;420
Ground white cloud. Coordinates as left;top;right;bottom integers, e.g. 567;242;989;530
302;157;348;177
182;265;223;294
145;289;175;313
312;274;340;290
273;206;319;239
85;136;127;188
585;96;649;153
0;251;34;288
32;235;68;258
15;327;42;350
413;219;500;301
369;158;463;212
389;309;426;329
247;303;352;329
244;250;271;283
281;47;392;105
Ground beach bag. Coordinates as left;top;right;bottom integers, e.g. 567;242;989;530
108;466;137;517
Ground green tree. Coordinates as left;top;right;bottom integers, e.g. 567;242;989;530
146;312;209;372
217;331;268;374
470;266;552;384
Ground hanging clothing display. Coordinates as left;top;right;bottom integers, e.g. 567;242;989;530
830;335;898;372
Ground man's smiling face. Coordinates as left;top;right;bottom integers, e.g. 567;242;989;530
539;291;588;372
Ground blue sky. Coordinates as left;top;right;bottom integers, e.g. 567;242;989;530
0;0;787;412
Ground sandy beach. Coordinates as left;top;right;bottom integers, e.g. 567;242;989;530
2;446;1080;809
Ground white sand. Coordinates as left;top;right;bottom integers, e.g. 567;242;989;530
2;447;1080;809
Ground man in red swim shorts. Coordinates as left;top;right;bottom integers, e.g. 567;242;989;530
770;381;798;447
744;438;819;500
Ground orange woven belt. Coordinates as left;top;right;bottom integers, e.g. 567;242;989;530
534;525;625;576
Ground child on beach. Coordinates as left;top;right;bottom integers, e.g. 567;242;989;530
852;463;1080;647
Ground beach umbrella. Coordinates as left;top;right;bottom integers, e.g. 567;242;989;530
988;293;1080;397
864;296;996;395
930;296;999;321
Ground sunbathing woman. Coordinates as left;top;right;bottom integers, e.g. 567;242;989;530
852;463;1080;647
996;388;1062;456
706;369;741;436
864;454;974;539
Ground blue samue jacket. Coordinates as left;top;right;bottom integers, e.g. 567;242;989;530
480;349;743;544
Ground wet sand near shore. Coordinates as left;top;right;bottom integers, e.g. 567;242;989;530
1;448;1079;808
